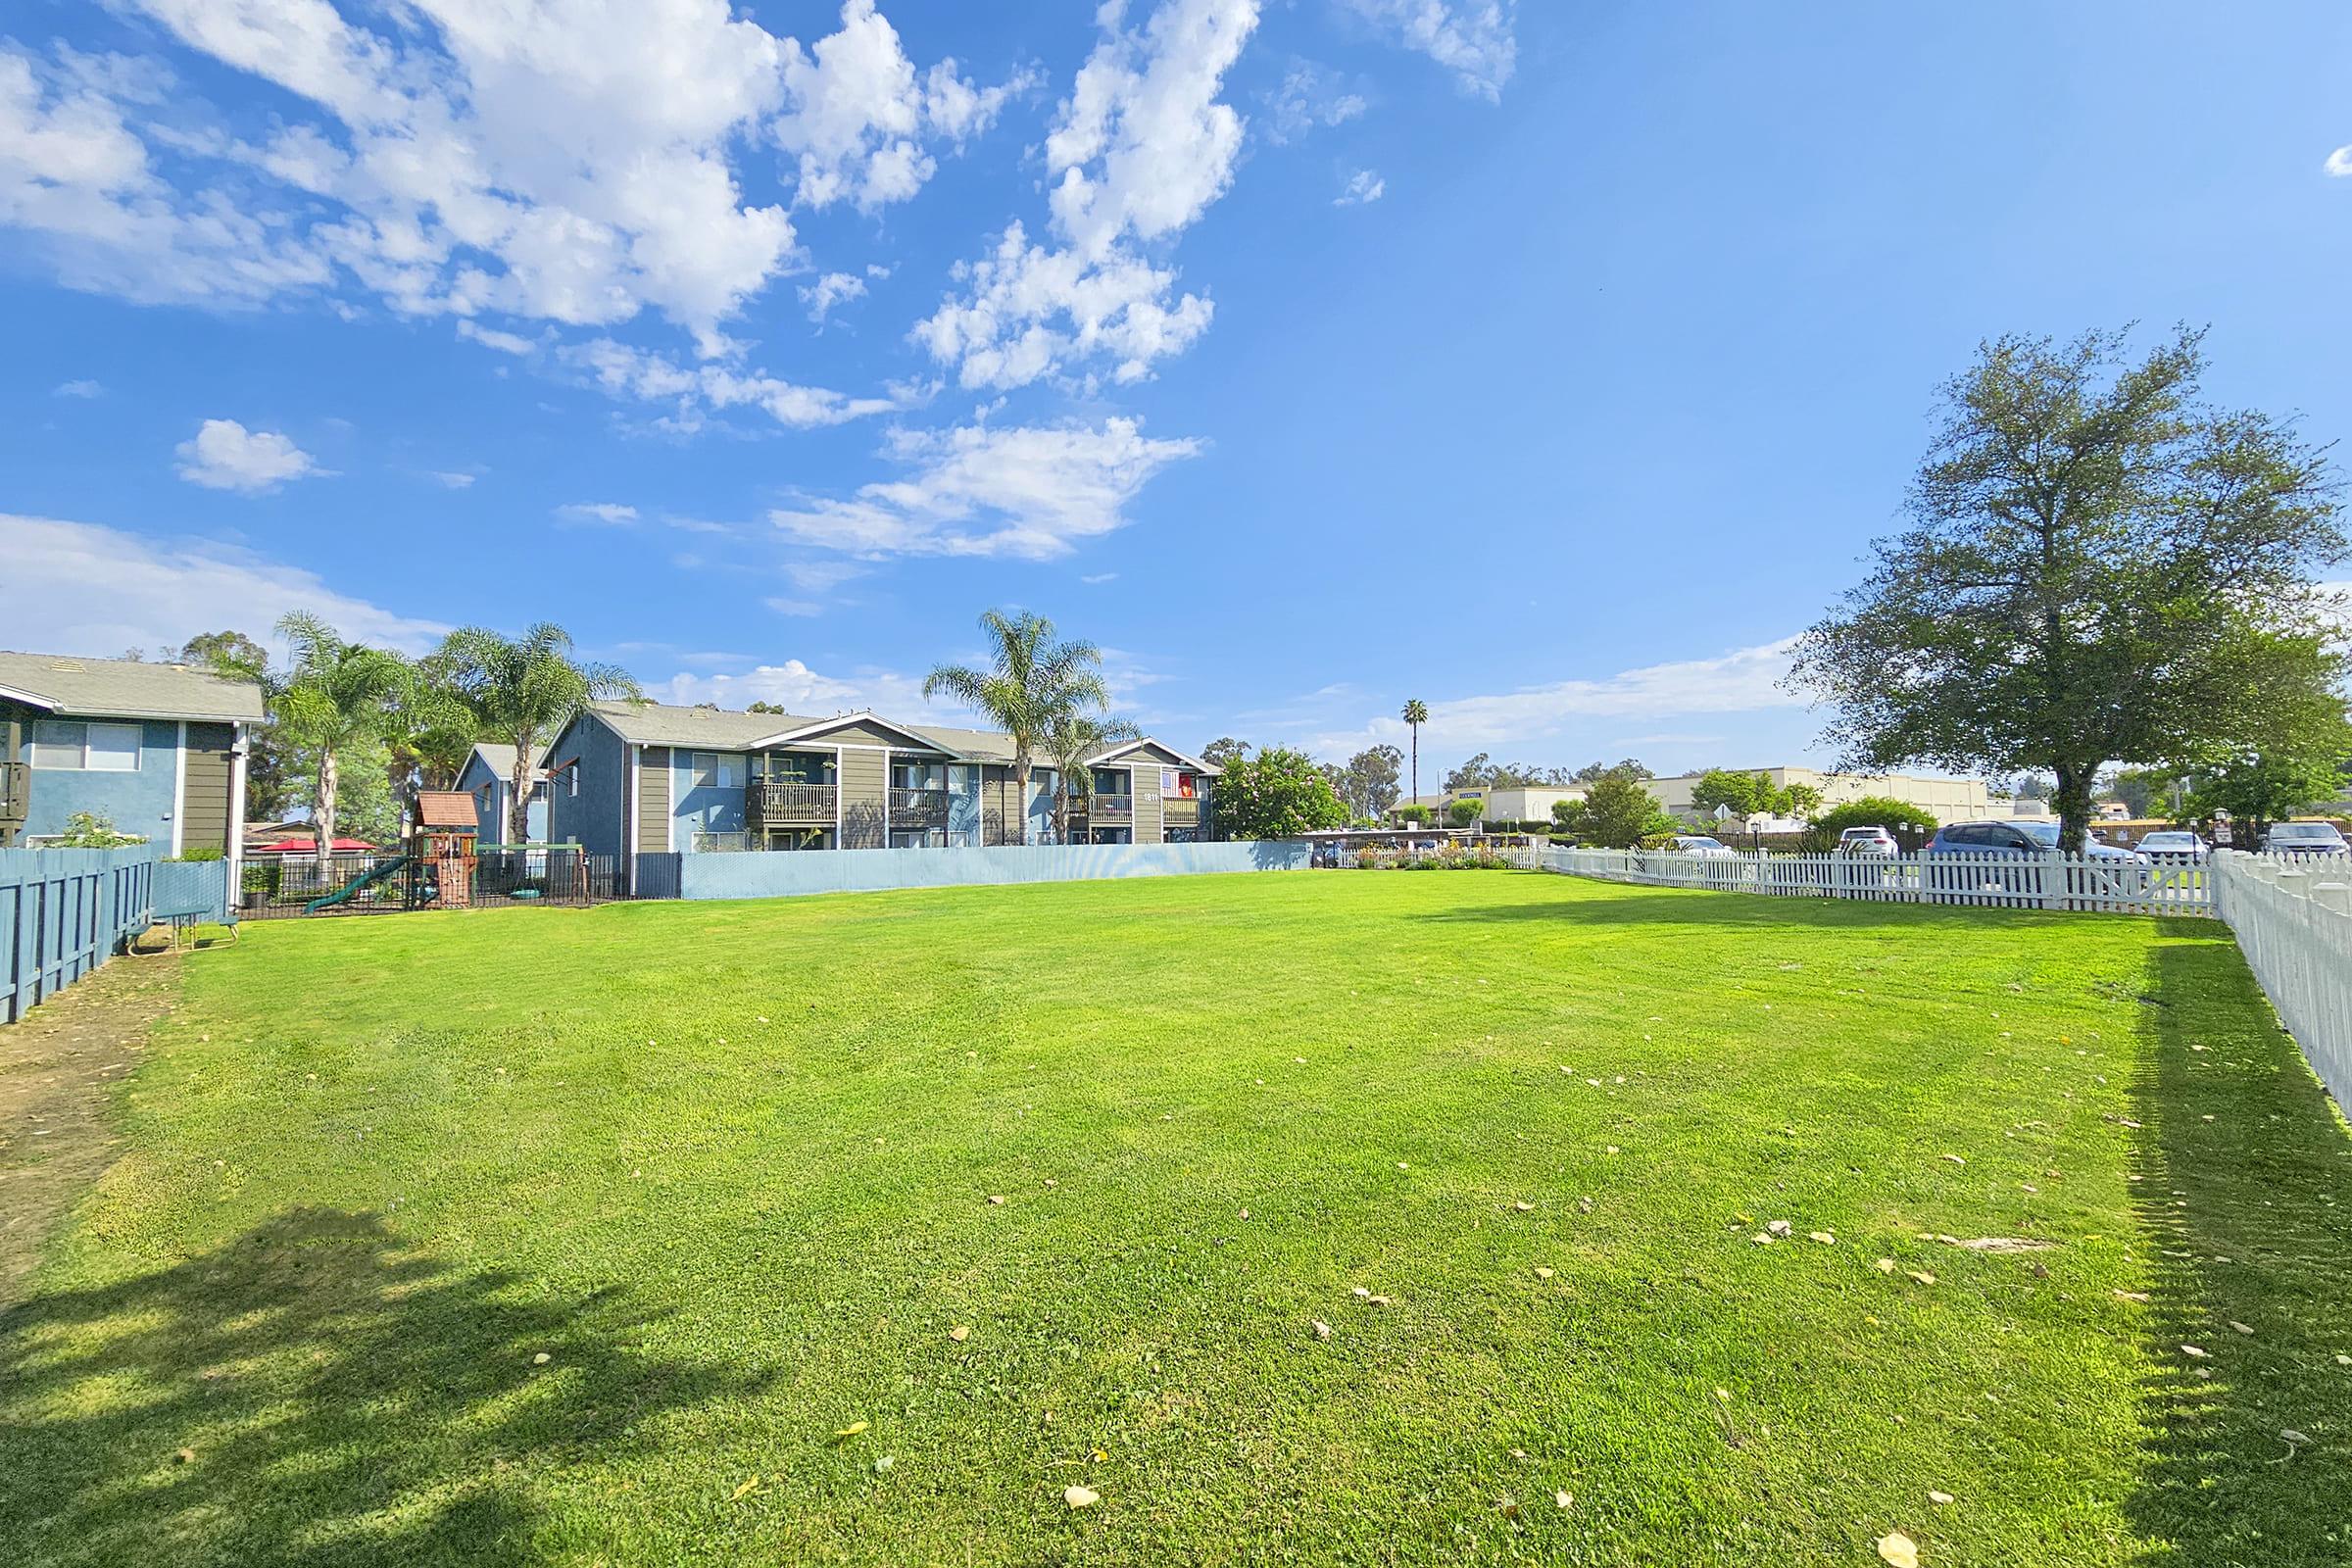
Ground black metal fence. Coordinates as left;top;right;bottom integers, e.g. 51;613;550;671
239;850;620;917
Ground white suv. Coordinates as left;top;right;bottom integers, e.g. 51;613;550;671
1835;826;1898;856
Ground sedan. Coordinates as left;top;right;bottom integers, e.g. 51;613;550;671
2136;830;2210;864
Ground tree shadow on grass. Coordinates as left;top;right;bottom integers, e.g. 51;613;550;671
0;1208;754;1568
2126;926;2352;1565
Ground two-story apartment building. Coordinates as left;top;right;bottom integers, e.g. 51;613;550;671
456;742;549;845
541;700;1218;887
0;653;266;882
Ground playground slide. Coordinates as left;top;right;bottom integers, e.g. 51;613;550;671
304;855;413;913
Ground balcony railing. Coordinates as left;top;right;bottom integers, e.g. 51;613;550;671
1161;798;1200;827
1087;795;1134;821
0;760;24;826
748;780;837;824
890;787;952;821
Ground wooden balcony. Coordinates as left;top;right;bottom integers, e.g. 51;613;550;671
748;780;837;825
1161;798;1200;828
1088;795;1134;822
890;787;951;822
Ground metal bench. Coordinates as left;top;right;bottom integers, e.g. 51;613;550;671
134;889;239;956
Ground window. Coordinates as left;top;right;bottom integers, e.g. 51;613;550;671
892;760;946;790
29;720;142;770
691;752;740;789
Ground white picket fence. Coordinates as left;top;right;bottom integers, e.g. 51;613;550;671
1539;846;2216;915
2209;853;2352;1110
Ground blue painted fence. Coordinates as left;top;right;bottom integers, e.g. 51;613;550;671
676;840;1313;902
0;847;157;1023
152;858;232;923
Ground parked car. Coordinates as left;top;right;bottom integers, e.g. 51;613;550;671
1926;821;2148;864
2136;830;2210;864
1666;835;1739;858
2261;820;2350;858
1834;826;1899;857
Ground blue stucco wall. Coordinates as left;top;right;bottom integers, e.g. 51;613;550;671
948;764;981;839
458;753;549;844
671;751;745;848
677;839;1310;901
545;715;626;859
22;718;180;846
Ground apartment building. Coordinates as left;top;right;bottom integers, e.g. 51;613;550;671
1644;766;1995;822
542;700;1219;885
0;653;264;883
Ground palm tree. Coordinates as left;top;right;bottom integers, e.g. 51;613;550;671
271;612;417;856
1401;700;1429;810
922;611;1108;845
440;623;640;844
1042;711;1142;844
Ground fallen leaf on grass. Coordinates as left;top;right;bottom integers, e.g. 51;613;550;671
1311;1320;1332;1342
1555;1489;1574;1508
2230;1321;2254;1336
173;1447;195;1464
1952;1238;2055;1253
2180;1345;2207;1359
987;1196;1006;1205
1064;1485;1100;1509
1809;1232;1837;1246
1497;1495;1521;1520
731;1476;762;1501
532;1351;552;1365
1876;1257;1896;1273
1928;1490;1954;1505
1940;1154;1967;1165
2114;1291;2150;1303
950;1326;970;1343
1878;1530;1921;1567
1534;1267;1555;1280
1766;1220;1793;1238
1513;1200;1535;1212
1906;1271;1936;1287
1350;1287;1371;1299
2282;1429;2310;1445
834;1421;869;1439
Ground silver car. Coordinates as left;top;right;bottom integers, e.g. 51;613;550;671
2137;830;2210;864
2262;820;2349;858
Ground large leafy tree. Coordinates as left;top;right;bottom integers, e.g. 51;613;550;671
1790;325;2348;852
2173;638;2352;840
1200;736;1250;770
1575;775;1678;848
923;611;1108;845
441;623;639;844
270;613;417;855
1332;745;1403;818
1212;747;1349;839
1041;711;1142;843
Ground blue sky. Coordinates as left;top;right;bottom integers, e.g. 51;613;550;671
6;1;2351;786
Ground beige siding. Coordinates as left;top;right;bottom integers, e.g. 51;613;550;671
636;746;671;854
800;719;941;752
1131;760;1162;844
1116;741;1190;769
181;722;234;853
982;763;1015;846
841;747;887;848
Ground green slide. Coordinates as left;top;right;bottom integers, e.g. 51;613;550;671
303;855;412;913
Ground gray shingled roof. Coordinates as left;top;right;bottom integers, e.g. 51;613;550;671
466;741;548;781
579;699;1211;771
0;651;266;722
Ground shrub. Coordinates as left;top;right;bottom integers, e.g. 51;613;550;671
1394;804;1432;824
167;846;225;862
56;812;148;849
1446;800;1484;828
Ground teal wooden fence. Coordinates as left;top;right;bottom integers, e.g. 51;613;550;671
0;847;157;1023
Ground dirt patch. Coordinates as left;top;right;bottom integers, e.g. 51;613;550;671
0;959;180;1302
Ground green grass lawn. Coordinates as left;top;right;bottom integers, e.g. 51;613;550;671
4;870;2349;1566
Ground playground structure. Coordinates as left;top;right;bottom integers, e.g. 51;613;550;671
301;792;478;913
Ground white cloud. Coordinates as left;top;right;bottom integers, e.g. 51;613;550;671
785;559;867;592
0;512;446;657
768;416;1201;561
2327;145;2352;177
1300;638;1803;757
173;418;323;493
1264;64;1366;144
773;0;1028;212
1081;571;1119;584
1339;0;1517;100
914;0;1258;391
800;269;868;322
558;337;898;430
556;502;638;524
647;657;943;718
764;597;825;617
426;469;475;489
1335;169;1386;206
52;378;104;398
456;319;536;356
